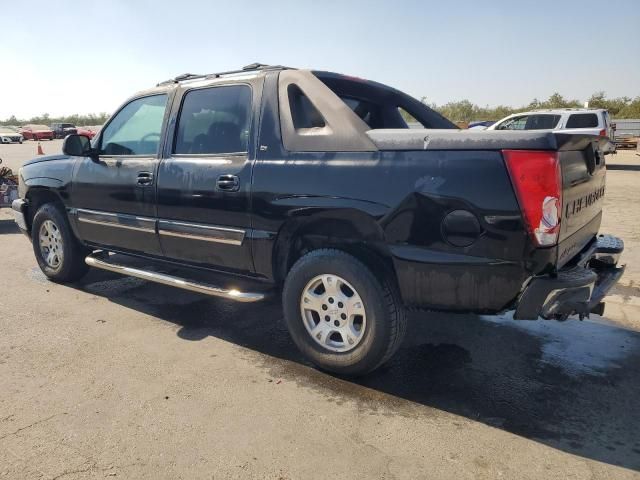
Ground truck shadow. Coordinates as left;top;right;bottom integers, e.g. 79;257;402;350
74;267;640;472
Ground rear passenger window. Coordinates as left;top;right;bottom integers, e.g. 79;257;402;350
525;114;560;129
174;85;251;155
288;84;326;129
497;114;560;130
566;113;598;128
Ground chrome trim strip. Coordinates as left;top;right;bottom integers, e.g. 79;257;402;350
76;209;246;245
77;209;156;233
158;220;245;246
158;229;243;245
78;218;154;233
85;254;264;303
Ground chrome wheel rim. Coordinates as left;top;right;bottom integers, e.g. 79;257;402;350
39;220;63;269
300;274;367;353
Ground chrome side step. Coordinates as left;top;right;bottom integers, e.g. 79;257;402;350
85;254;265;303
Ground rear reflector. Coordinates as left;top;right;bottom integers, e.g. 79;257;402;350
599;129;607;137
502;150;562;247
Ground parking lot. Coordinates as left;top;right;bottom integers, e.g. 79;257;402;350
1;141;640;479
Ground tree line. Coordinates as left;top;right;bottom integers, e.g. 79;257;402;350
0;112;110;127
425;91;640;123
1;92;638;127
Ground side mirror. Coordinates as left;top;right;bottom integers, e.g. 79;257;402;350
63;134;96;159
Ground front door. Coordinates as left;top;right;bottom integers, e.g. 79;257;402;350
156;83;256;273
71;93;170;256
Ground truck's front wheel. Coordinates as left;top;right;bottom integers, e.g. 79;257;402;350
283;249;406;375
31;203;89;282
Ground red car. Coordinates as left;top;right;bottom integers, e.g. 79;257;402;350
19;124;55;141
76;126;99;139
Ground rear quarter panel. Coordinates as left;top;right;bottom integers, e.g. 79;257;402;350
252;145;529;312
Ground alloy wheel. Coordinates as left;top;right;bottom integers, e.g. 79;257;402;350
39;220;64;269
300;274;367;353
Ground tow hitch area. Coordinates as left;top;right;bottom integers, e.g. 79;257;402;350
515;235;625;320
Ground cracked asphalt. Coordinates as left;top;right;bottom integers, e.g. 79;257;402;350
1;142;640;479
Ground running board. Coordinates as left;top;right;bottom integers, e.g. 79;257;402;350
85;254;265;303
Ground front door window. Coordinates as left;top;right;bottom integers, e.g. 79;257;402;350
100;94;168;156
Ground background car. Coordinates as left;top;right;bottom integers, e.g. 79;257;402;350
488;109;614;137
487;109;616;153
468;120;495;129
19;124;55;141
76;126;100;139
0;126;23;143
50;122;78;139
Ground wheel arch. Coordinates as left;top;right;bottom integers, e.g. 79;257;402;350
25;186;66;232
272;209;399;290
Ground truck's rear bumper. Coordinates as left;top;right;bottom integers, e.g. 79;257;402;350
514;235;624;320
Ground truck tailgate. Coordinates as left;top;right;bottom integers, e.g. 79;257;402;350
556;136;607;267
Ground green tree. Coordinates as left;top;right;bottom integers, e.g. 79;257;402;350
0;112;110;127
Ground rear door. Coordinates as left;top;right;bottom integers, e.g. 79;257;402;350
71;93;170;255
155;81;260;273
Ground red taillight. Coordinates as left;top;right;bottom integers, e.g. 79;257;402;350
599;129;606;137
502;150;562;247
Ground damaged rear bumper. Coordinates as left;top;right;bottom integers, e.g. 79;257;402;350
515;235;625;320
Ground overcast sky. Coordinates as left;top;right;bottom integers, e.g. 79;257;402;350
1;0;639;119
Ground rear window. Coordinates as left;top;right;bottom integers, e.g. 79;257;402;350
313;72;457;130
566;113;599;128
342;97;375;127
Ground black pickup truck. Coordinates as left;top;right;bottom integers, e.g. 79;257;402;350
12;63;624;375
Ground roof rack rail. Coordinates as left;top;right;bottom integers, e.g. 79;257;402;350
157;63;292;86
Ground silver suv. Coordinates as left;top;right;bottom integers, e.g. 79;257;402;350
488;108;614;139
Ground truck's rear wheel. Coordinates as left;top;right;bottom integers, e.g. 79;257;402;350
282;249;406;375
31;203;89;282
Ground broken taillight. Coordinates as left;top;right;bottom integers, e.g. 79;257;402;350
502;150;562;247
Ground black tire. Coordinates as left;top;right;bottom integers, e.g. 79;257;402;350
31;203;90;282
282;249;406;376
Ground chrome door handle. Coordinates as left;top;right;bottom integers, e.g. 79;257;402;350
217;174;240;192
137;172;154;186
